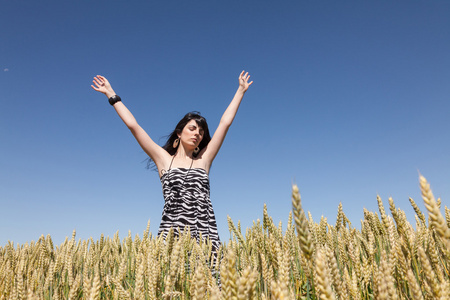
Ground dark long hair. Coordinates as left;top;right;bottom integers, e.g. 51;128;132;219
146;112;211;169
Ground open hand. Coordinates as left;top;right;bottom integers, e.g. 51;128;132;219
238;71;253;92
91;75;115;98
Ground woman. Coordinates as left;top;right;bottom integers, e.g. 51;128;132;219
91;71;253;251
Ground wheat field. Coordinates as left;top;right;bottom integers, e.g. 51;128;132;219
1;175;449;299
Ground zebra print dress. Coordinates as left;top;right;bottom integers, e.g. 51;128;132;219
158;167;221;251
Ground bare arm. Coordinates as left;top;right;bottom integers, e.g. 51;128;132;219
91;75;169;169
202;71;253;169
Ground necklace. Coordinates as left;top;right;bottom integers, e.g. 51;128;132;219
167;153;193;173
166;153;194;190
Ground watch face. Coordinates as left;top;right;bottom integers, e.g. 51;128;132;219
109;95;121;105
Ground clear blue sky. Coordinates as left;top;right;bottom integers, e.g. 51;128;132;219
1;1;449;246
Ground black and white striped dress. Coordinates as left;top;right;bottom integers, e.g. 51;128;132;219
158;167;221;250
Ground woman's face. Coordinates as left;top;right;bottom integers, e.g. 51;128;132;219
179;119;204;148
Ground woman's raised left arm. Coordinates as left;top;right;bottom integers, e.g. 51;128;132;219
202;71;253;169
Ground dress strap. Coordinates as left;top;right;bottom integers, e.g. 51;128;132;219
168;153;193;171
168;155;175;170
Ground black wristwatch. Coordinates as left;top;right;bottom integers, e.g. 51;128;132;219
108;95;122;106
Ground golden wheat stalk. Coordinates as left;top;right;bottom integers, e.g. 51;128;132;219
419;175;450;251
292;184;314;260
315;247;335;300
1;175;449;300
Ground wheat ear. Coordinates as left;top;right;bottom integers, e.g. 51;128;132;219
292;184;314;260
419;175;450;248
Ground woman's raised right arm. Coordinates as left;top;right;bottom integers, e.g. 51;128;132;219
91;75;169;168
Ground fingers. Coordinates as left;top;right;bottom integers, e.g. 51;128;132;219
92;79;102;89
97;75;109;84
239;70;249;78
91;80;102;91
95;75;105;83
92;75;108;88
239;70;252;86
239;70;251;78
91;75;106;91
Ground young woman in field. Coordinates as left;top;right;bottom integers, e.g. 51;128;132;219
91;71;253;251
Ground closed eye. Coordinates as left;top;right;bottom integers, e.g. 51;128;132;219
189;126;204;135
